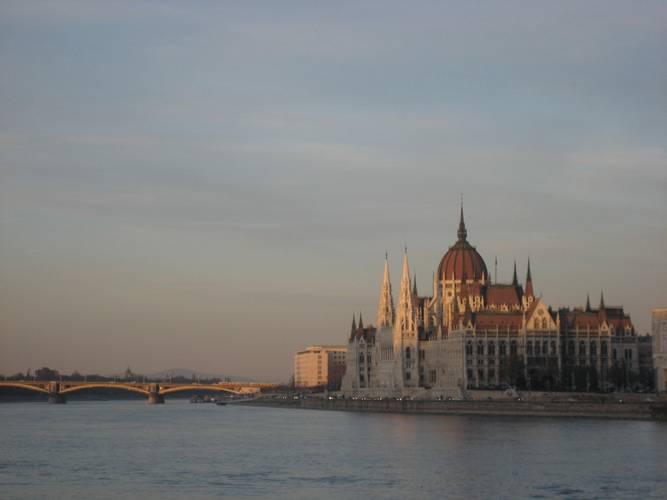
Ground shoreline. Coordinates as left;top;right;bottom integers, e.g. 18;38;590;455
239;397;667;421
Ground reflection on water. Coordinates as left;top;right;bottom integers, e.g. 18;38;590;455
0;401;666;499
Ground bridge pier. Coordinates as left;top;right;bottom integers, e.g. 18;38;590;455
147;383;164;404
147;393;165;404
47;382;66;404
48;393;67;404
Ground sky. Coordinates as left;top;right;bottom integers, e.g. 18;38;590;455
1;1;666;381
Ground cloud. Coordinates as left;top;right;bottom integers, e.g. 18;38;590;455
1;1;666;376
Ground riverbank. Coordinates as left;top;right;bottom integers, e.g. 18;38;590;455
240;396;667;420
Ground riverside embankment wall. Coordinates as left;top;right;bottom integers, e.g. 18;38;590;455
243;397;667;420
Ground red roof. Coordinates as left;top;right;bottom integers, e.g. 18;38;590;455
573;313;600;330
485;284;522;307
473;311;523;330
562;307;635;334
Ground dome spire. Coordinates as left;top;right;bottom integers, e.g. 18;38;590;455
457;196;467;241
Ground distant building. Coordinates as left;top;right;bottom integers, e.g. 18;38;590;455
341;204;653;398
294;345;347;389
653;308;667;393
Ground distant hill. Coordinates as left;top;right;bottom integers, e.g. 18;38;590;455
145;368;254;382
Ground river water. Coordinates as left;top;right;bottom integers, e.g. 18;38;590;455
0;400;665;499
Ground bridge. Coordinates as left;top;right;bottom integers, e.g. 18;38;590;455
0;380;276;404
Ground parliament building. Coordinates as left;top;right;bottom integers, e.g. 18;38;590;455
341;206;653;398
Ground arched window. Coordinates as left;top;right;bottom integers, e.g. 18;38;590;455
405;347;411;360
477;341;484;355
550;341;557;356
579;340;586;356
543;341;549;355
488;341;496;355
510;340;518;355
590;342;597;356
601;341;608;355
500;341;507;356
466;342;473;356
542;318;548;329
568;341;575;356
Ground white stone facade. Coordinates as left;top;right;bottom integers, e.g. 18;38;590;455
653;308;667;393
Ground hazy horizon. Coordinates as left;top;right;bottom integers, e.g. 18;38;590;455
1;1;666;381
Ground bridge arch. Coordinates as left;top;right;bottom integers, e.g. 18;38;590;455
0;382;49;394
159;385;242;396
60;383;150;396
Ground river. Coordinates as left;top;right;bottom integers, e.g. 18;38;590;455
1;400;665;499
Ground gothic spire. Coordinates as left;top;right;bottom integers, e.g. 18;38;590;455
351;313;357;333
525;258;534;297
394;249;415;336
512;260;518;286
585;294;591;312
598;290;607;321
412;273;418;297
358;311;364;329
376;254;395;328
457;198;467;241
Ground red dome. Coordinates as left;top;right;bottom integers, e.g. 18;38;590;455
438;240;488;281
437;205;487;281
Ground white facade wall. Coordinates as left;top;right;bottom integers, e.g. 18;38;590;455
653;309;667;392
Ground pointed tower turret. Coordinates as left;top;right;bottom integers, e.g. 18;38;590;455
376;254;395;328
525;258;534;298
395;247;418;389
358;311;364;329
351;313;357;333
394;248;415;337
598;290;607;322
412;274;418;297
585;294;591;312
512;260;518;286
